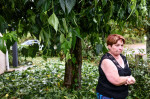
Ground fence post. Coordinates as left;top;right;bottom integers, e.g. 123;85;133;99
135;54;144;66
12;41;18;67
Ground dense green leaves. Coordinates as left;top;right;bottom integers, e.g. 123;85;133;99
0;16;7;33
127;0;137;19
37;0;51;12
0;31;17;53
62;18;68;33
0;0;149;56
102;0;108;7
21;44;39;58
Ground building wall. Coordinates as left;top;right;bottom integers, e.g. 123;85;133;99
0;51;6;74
0;33;6;74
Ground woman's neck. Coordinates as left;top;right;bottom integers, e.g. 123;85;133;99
108;52;120;59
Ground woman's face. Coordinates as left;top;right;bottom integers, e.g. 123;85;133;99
108;39;124;56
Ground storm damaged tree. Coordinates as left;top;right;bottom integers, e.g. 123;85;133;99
0;0;149;90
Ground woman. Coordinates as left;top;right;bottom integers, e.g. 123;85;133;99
96;34;136;99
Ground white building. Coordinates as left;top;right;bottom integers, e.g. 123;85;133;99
0;33;9;74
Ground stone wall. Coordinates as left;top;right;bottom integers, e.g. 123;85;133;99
0;33;6;74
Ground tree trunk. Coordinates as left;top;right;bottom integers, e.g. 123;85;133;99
146;26;150;55
64;59;73;88
64;37;82;89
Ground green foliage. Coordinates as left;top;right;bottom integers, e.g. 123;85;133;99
20;44;39;58
126;54;150;99
0;0;149;57
82;34;108;61
0;37;6;53
37;0;51;12
0;15;8;33
0;31;17;53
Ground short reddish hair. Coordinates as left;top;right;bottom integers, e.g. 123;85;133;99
106;34;125;46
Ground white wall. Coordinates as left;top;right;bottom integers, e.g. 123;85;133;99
0;33;6;74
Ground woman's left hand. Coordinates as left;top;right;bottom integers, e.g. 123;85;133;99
126;76;136;85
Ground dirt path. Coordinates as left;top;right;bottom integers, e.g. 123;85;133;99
124;43;146;54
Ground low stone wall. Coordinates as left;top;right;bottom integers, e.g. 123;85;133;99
0;33;6;74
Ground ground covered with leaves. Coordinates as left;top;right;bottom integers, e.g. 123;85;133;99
0;57;150;99
0;58;98;99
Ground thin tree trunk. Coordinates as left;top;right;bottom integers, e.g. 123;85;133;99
146;26;150;55
64;37;82;89
72;37;82;89
64;59;73;88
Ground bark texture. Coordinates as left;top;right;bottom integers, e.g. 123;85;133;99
64;37;82;89
146;26;150;54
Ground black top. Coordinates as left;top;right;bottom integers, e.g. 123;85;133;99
96;53;131;99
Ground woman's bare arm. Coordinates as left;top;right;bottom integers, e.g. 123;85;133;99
101;59;128;86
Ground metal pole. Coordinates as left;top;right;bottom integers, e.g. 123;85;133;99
12;42;18;67
6;50;9;70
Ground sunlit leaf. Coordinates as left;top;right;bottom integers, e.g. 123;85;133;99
5;94;9;97
75;27;82;39
65;0;76;14
68;32;72;38
64;96;69;99
48;13;59;32
109;1;114;18
60;33;65;43
71;28;76;49
59;0;66;13
18;20;24;33
0;37;6;53
62;18;68;33
40;28;45;41
66;51;71;60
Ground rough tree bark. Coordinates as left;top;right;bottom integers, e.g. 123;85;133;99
146;26;150;54
64;37;82;89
